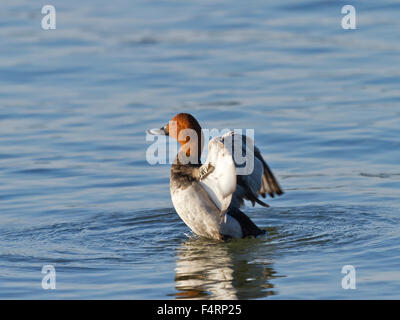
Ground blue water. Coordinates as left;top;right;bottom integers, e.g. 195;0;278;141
1;0;400;299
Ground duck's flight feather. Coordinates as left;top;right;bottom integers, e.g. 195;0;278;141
220;131;283;209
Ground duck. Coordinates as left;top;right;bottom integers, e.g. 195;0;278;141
147;113;283;240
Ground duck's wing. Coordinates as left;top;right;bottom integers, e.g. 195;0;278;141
198;136;237;214
221;131;283;208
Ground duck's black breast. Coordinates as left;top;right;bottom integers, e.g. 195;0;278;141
170;163;201;191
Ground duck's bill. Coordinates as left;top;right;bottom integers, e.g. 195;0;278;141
146;126;168;136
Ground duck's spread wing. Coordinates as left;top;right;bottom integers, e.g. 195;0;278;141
198;137;237;213
221;131;283;208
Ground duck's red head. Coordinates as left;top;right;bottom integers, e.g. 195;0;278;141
148;113;204;164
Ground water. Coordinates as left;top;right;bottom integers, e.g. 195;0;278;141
0;0;399;299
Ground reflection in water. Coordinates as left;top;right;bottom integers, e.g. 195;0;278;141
174;235;282;299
